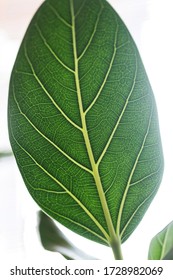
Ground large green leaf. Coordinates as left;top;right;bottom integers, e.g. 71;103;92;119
148;221;173;260
8;0;163;258
38;211;97;260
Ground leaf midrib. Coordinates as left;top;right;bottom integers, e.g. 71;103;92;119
70;0;118;246
11;0;114;245
160;224;171;259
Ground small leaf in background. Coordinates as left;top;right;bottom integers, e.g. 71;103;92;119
0;151;13;159
8;0;164;258
148;221;173;260
38;211;96;260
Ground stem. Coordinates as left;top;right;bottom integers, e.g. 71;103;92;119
110;238;123;260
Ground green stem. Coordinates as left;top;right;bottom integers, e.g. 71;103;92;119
110;238;123;260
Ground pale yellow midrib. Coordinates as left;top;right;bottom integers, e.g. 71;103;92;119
160;225;170;259
70;0;119;246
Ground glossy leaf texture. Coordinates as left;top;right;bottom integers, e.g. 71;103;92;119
8;0;163;247
38;211;96;260
148;221;173;260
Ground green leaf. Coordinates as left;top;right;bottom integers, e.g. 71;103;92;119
38;210;97;260
148;221;173;260
8;0;163;258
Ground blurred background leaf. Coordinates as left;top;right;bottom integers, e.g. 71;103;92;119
148;221;173;260
0;151;13;159
38;211;97;260
163;248;173;260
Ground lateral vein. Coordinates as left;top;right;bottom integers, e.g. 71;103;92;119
116;105;153;236
97;53;138;166
47;2;72;28
35;199;109;244
78;2;103;61
120;187;157;239
35;23;74;73
10;129;109;241
74;0;87;18
13;86;93;175
24;44;82;131
85;23;119;115
129;165;162;187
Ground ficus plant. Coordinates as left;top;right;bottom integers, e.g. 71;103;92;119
8;0;172;260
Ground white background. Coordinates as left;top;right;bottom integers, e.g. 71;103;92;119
0;0;173;262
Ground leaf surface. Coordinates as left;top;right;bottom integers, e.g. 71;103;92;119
38;211;97;259
148;221;173;260
8;0;163;248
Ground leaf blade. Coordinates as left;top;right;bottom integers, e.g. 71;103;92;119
8;0;163;251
